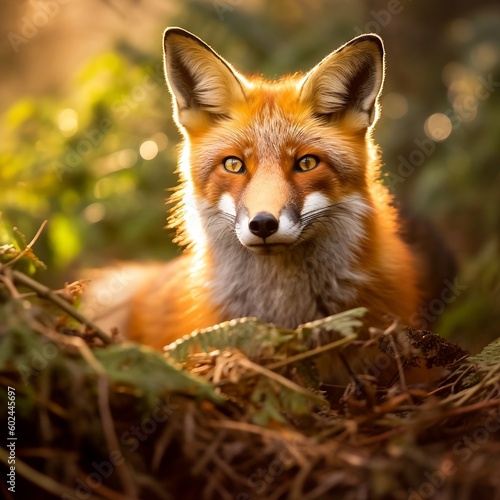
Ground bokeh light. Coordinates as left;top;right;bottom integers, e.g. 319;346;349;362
424;113;453;141
57;108;78;137
84;202;106;223
139;140;159;160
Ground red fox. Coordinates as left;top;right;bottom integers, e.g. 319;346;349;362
85;28;425;353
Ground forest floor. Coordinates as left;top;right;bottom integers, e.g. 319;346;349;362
1;247;500;500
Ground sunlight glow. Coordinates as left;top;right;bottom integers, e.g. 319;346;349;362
57;108;78;136
139;140;159;160
84;203;106;223
424;113;453;141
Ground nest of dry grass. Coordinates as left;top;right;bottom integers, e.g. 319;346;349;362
1;237;500;500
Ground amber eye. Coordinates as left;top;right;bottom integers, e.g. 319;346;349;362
223;156;246;174
295;155;320;172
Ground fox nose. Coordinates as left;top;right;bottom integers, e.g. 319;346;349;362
249;212;279;239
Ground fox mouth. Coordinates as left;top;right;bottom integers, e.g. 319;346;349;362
247;242;291;255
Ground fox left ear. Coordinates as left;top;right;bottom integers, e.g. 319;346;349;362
300;34;385;130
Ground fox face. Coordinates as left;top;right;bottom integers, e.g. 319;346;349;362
164;28;384;258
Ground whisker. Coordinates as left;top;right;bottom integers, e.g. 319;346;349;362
299;196;368;239
202;208;239;244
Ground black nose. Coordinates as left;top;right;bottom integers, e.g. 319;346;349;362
249;212;279;239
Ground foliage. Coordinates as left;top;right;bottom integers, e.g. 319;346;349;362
165;309;366;425
1;50;179;273
0;222;46;275
164;308;365;362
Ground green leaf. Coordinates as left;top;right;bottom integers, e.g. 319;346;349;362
165;317;296;363
467;339;500;367
93;344;223;406
165;308;367;365
250;378;288;425
5;99;35;129
296;307;367;338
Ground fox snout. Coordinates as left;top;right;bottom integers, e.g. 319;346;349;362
235;204;302;254
220;191;334;255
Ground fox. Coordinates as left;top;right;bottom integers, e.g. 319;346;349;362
85;27;429;365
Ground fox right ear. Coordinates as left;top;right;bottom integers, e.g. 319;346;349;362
300;34;385;130
163;28;247;129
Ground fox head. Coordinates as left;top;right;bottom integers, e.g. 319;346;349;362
163;28;385;257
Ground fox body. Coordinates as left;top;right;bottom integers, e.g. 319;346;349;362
86;28;423;352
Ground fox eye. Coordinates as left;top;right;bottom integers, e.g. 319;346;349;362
295;155;320;172
223;156;246;174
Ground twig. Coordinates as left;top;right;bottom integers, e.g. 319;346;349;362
237;356;326;406
2;220;48;269
210;451;249;486
339;351;375;407
133;473;171;500
302;471;347;500
355;426;406;446
388;333;408;394
10;269;113;345
266;334;357;371
448;363;500;407
0;273;21;298
0;447;108;500
428;364;475;396
69;337;140;499
207;419;309;443
191;431;225;475
290;459;316;500
0;375;68;418
151;422;177;473
201;468;233;500
440;398;500;419
213;334;357;390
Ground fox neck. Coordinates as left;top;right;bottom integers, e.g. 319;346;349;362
194;206;371;329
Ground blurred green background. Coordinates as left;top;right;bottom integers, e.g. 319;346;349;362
1;0;499;351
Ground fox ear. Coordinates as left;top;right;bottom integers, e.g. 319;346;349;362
163;27;246;128
300;34;385;129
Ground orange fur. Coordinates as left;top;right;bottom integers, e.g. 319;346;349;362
85;28;423;354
